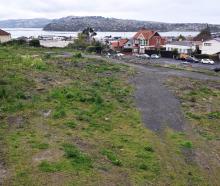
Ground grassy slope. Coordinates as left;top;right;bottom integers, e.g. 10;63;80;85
0;46;219;185
166;76;220;185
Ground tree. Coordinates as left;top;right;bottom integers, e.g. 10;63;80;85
177;34;186;41
71;27;97;50
194;25;212;41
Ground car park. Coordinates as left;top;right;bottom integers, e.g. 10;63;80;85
201;59;215;65
151;54;160;59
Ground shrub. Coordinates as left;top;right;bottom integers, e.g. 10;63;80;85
73;52;83;58
180;141;193;149
144;146;154;153
29;39;40;47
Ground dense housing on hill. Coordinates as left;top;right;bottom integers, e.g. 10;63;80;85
43;16;220;32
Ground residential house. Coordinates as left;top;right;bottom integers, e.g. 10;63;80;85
165;41;196;54
110;39;132;51
201;38;220;55
0;29;11;43
132;28;165;54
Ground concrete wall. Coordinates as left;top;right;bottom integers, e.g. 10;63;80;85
40;40;74;48
0;35;11;43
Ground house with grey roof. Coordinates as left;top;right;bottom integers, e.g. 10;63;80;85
165;41;196;54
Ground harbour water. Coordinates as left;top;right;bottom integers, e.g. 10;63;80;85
3;28;199;39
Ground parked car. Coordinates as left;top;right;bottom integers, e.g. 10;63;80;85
139;54;150;59
134;54;142;58
116;53;125;57
200;59;215;65
186;56;199;63
151;54;160;59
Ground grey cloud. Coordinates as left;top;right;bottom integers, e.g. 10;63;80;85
0;0;219;24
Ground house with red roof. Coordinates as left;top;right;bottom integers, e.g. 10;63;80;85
132;28;165;53
0;29;11;43
110;38;132;52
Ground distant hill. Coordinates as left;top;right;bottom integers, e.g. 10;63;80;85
0;18;51;28
43;16;220;32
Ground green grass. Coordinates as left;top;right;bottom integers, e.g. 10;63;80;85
101;149;122;166
0;45;219;185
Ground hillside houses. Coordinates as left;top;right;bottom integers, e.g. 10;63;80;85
109;28;165;54
0;29;11;43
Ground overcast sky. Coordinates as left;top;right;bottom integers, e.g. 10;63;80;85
0;0;219;24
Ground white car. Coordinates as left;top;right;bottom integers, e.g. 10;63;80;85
201;59;215;65
151;54;160;59
116;53;125;57
139;54;150;59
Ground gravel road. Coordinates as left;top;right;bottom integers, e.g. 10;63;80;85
87;55;220;131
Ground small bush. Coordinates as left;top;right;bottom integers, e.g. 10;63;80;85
180;141;193;149
73;52;83;58
29;39;40;47
144;146;154;153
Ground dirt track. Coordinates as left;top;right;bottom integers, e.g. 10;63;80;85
87;55;220;131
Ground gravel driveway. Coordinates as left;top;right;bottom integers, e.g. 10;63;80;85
87;55;220;131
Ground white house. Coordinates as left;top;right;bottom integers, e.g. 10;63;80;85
0;29;11;43
201;38;220;55
166;41;196;54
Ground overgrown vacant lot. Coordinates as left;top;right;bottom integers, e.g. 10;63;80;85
0;46;220;185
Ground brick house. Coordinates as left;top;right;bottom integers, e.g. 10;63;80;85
133;28;165;53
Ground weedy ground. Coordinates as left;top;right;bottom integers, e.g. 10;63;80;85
0;45;219;185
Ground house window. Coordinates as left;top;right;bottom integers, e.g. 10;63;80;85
204;43;212;46
140;40;146;46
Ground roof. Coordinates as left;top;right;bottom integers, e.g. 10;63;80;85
167;41;194;47
111;39;129;48
133;29;158;40
0;29;10;36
